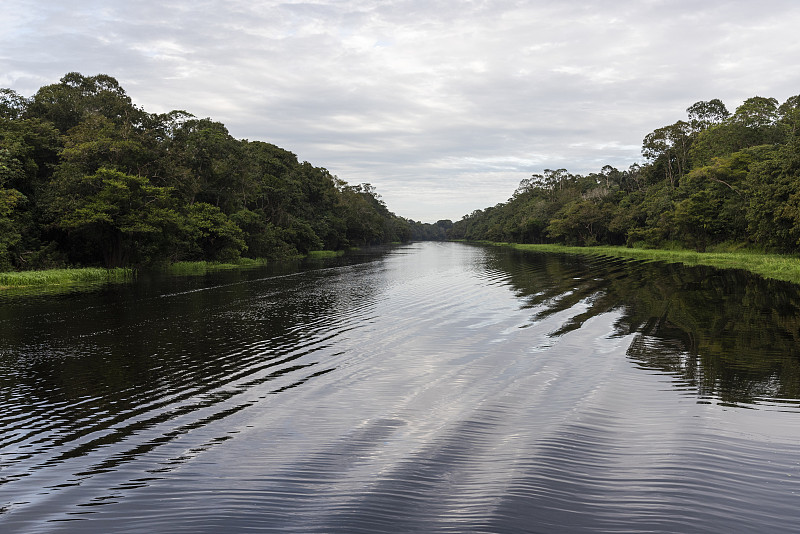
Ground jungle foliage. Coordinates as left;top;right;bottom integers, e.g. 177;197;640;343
449;95;800;254
407;219;453;241
0;73;410;270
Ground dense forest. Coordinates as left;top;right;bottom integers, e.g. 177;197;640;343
0;73;417;271
450;95;800;254
5;74;797;273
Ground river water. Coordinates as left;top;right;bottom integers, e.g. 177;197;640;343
1;242;799;533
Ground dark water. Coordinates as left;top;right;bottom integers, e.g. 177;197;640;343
2;242;800;533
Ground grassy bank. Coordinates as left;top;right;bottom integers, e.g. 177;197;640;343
490;242;800;285
165;250;344;273
306;250;346;259
163;257;275;275
0;250;345;291
0;267;134;290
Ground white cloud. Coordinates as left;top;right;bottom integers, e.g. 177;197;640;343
3;0;800;221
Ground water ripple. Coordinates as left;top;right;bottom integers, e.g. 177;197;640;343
1;243;800;533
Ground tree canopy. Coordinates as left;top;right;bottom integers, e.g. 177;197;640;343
450;94;800;254
0;73;411;270
6;75;796;268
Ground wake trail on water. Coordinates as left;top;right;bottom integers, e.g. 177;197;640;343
1;242;799;533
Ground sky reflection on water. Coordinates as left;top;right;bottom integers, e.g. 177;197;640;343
1;242;799;533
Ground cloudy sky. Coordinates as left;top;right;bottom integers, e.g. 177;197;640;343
2;1;799;222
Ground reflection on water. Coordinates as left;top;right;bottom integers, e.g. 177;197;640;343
1;243;799;533
493;249;800;408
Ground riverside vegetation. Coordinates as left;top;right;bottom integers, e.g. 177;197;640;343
482;242;800;285
449;96;800;271
3;74;800;287
0;73;413;280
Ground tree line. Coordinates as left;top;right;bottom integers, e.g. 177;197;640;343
449;95;800;254
0;73;414;271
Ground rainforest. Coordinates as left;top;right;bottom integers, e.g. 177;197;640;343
450;95;800;255
4;74;800;533
2;73;800;275
0;73;413;272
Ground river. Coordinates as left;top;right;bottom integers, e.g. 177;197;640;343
1;242;799;533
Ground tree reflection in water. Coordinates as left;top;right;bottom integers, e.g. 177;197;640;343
493;247;800;408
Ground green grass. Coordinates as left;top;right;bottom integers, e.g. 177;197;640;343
306;250;345;259
0;250;343;291
164;250;347;275
0;267;133;290
490;242;800;285
166;251;343;273
163;257;273;275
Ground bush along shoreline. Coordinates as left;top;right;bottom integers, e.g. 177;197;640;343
0;249;352;290
483;241;800;285
1;73;411;274
0;266;134;290
449;95;800;264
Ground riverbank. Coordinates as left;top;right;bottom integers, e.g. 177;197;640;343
489;242;800;285
0;267;134;292
8;243;799;290
164;257;274;275
0;251;342;290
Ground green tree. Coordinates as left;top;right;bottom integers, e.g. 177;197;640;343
58;114;151;176
0;89;29;120
0;117;62;268
674;148;760;249
686;98;729;131
690;97;780;167
777;95;800;140
624;181;676;247
642;121;692;187
733;96;779;131
745;139;800;251
0;73;414;272
49;168;180;267
547;197;612;246
673;189;720;252
181;202;247;262
0;152;25;269
26;73;145;134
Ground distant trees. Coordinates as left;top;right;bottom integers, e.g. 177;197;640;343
408;219;452;241
686;98;729;131
0;73;410;270
450;93;800;254
8;75;798;268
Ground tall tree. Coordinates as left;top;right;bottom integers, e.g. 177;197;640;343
777;95;800;140
0;89;29;120
642;121;692;187
0;148;25;269
48;168;180;267
686;99;729;131
26;73;145;134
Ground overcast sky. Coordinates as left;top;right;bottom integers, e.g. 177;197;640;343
2;1;799;222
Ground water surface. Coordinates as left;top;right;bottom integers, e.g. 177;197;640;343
1;242;799;532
